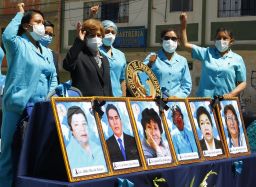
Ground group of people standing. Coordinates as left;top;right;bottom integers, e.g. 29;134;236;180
0;2;247;187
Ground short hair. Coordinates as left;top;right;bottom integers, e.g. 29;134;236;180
67;106;87;130
102;20;118;33
18;9;45;36
215;27;233;40
44;20;54;28
141;108;163;138
196;106;213;129
82;18;104;37
106;104;120;118
171;105;183;120
160;28;178;41
224;104;240;138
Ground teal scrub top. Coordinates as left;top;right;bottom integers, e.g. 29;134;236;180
0;47;4;67
192;45;246;97
144;49;192;98
100;46;126;97
2;12;57;113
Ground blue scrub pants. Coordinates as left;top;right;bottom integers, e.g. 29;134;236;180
0;106;21;187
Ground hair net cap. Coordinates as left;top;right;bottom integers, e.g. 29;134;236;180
102;20;118;33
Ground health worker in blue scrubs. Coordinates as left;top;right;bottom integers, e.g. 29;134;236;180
180;12;246;98
143;28;192;98
100;20;127;97
0;3;57;187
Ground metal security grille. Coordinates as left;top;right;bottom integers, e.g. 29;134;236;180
218;0;256;17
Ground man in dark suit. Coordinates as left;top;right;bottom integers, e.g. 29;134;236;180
106;104;139;163
196;106;223;151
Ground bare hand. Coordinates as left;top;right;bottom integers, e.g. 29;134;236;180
17;3;25;13
90;4;99;15
180;12;187;25
76;21;86;41
145;128;159;151
223;93;235;98
148;54;157;68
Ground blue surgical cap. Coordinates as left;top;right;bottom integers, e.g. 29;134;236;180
102;20;118;33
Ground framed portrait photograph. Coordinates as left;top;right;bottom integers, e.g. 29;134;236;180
217;98;250;156
93;97;143;174
51;97;109;182
188;98;226;160
129;98;175;169
162;99;202;163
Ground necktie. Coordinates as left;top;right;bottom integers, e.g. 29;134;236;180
117;138;127;161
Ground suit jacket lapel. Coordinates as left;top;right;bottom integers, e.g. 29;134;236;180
88;55;104;82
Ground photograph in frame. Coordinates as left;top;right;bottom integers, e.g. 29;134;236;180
94;97;143;172
163;99;201;163
51;97;109;182
218;98;250;156
129;99;174;168
188;98;226;159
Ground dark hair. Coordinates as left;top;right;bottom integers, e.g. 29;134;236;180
171;105;183;120
196;106;213;129
106;104;120;118
17;9;45;36
160;28;178;41
224;104;240;138
67;106;87;130
215;27;233;40
141;108;163;139
44;20;54;28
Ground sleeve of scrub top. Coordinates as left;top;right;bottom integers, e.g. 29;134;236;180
2;12;24;54
63;37;85;71
49;70;58;92
177;60;192;97
191;44;208;62
236;56;247;82
119;52;127;82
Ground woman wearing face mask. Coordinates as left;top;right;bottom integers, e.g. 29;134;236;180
40;20;59;83
99;20;127;97
143;28;192;98
0;3;57;187
180;12;246;98
63;18;112;96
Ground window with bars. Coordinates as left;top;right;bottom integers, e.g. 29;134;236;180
218;0;256;17
83;1;129;23
170;0;193;12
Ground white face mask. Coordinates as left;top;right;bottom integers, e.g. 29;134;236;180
86;36;102;52
215;40;229;52
30;24;45;41
102;33;116;47
162;39;177;54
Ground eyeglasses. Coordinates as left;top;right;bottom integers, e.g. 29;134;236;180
163;36;178;41
105;30;116;35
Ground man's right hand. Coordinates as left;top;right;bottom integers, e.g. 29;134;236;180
180;12;187;28
148;54;157;68
17;3;25;13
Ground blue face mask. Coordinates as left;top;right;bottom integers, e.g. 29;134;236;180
39;34;53;47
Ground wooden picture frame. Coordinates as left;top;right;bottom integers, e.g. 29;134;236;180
187;98;227;160
128;98;176;169
93;97;144;175
162;99;203;164
216;97;251;157
51;97;109;182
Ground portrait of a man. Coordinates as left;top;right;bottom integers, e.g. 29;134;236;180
105;103;140;164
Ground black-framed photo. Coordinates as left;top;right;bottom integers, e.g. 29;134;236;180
51;97;109;182
188;98;226;159
217;98;250;156
163;99;202;163
129;98;175;169
94;97;143;173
